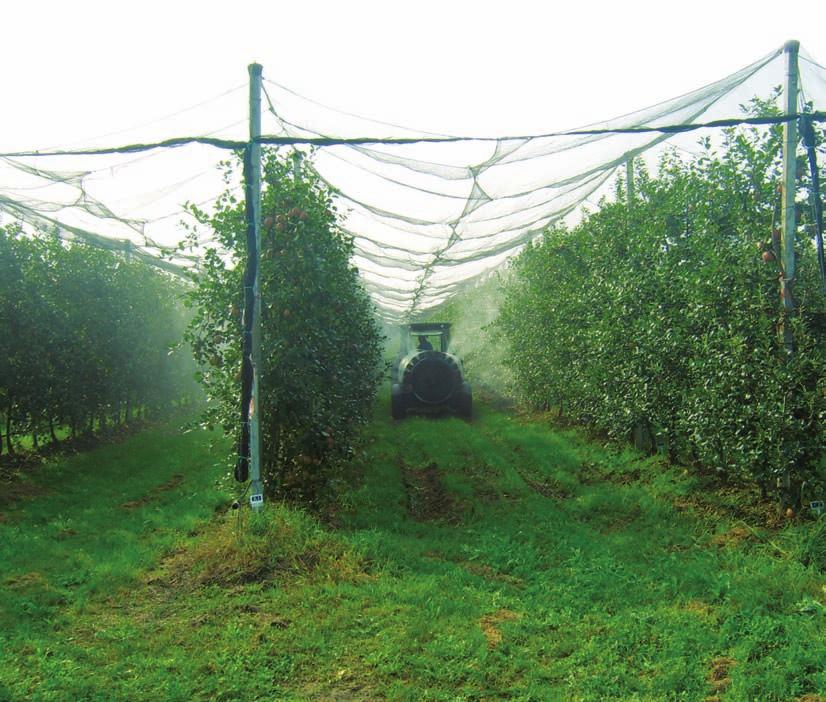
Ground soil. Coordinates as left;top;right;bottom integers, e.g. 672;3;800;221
121;474;185;509
480;609;520;649
707;656;736;694
398;458;461;523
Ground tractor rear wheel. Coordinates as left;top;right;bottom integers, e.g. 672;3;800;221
454;382;472;419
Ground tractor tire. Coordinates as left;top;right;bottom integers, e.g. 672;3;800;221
454;382;472;419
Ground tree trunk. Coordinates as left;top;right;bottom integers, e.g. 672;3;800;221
5;406;15;456
49;415;58;444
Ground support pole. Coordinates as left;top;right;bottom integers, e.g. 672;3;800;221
779;40;799;510
626;157;635;207
780;40;799;356
248;62;264;510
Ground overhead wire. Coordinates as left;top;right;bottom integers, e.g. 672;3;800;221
2;113;824;161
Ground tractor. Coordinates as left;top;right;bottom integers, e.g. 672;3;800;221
390;322;472;419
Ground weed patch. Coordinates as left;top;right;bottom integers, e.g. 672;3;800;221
150;505;365;589
797;519;826;572
710;524;756;549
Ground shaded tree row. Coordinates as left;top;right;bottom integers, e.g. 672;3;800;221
0;226;197;456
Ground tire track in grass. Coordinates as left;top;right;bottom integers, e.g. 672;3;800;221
471;410;577;501
397;456;462;523
511;455;572;499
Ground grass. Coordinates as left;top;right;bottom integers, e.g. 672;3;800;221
0;422;230;701
0;398;824;701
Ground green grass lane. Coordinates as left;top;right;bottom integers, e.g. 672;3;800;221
334;401;825;701
0;401;824;701
0;423;230;702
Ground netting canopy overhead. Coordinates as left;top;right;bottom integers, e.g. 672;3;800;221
0;84;250;273
2;43;826;319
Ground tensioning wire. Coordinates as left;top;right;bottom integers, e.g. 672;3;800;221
3;112;824;159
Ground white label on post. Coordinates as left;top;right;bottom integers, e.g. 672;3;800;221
250;493;264;509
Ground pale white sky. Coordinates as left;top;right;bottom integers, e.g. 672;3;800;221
4;0;824;146
2;1;825;316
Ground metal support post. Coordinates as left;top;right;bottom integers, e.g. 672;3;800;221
780;40;799;357
626;158;635;207
248;62;264;510
779;40;800;509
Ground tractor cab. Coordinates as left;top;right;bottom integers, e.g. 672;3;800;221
399;322;452;355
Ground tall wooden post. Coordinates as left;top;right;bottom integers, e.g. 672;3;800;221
248;62;264;510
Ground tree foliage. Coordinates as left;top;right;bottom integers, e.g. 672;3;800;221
496;107;826;499
185;150;383;501
0;227;196;456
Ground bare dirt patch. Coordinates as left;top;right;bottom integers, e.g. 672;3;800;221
121;473;184;509
0;474;45;509
399;458;461;522
463;562;524;587
682;599;718;622
480;609;520;649
710;525;755;548
4;571;50;591
707;656;736;695
422;551;524;587
299;665;386;702
513;464;570;499
475;386;517;413
458;455;511;504
509;445;572;499
673;485;785;530
462;460;503;503
576;461;603;485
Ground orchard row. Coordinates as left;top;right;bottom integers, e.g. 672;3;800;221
185;151;383;502
0;228;196;456
494;104;825;502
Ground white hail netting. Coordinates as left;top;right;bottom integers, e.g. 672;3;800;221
0;84;249;273
1;44;826;318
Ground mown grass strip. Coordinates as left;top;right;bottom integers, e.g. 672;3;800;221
1;402;824;701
